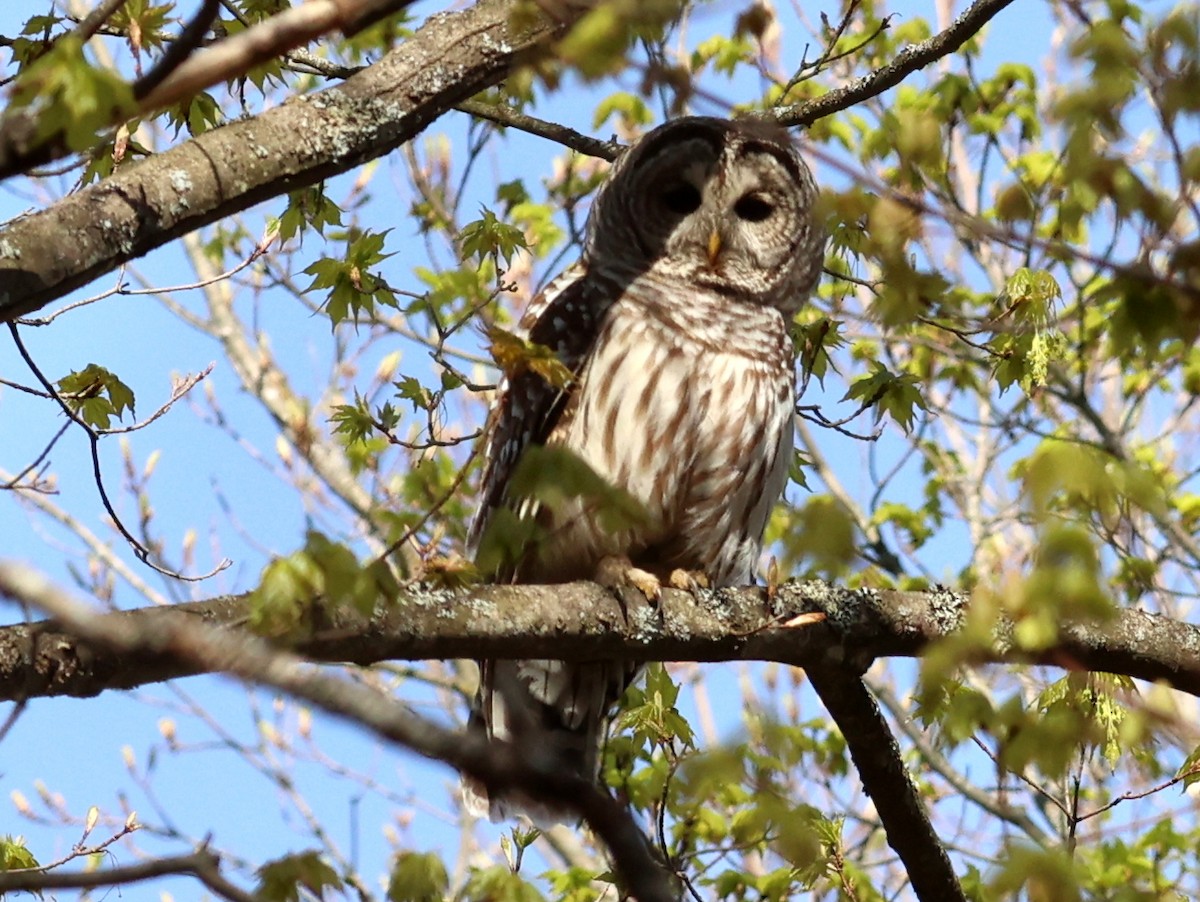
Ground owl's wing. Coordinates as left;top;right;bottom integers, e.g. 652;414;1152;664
468;261;602;556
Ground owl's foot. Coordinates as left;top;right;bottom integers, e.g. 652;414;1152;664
595;555;662;602
668;569;710;592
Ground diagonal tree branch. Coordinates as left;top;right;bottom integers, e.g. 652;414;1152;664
0;0;583;323
130;0;223;103
455;0;1022;161
0;0;423;180
808;665;967;902
2;564;1198;703
869;676;1051;844
0;560;679;902
763;0;1019;128
69;0;132;45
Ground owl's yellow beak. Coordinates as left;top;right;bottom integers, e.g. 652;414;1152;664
706;229;723;266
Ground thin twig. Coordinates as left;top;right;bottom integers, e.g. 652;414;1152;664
1078;763;1200;822
795;402;885;439
0;697;26;743
17;268;129;326
870;679;1050;845
2;418;70;490
17;821;141;876
778;1;880;98
132;0;222;100
969;735;1071;819
455;100;623;162
6;322;229;582
98;365;214;435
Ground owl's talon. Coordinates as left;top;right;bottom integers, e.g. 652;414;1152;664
595;555;662;603
668;569;709;592
627;568;663;602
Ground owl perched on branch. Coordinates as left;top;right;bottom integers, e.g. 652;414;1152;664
464;116;825;821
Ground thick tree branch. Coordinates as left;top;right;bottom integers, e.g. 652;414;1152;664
808;666;966;902
0;0;422;179
2;567;1198;703
2;562;1191;901
0;0;583;322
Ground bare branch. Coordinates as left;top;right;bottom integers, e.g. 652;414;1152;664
96;364;213;435
6;322;229;581
0;467;173;606
1;418;69;490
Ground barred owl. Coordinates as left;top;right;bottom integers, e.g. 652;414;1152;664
464;116;825;821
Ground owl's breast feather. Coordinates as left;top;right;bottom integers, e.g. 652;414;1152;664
542;296;795;585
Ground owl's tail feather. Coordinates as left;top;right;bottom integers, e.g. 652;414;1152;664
460;659;631;825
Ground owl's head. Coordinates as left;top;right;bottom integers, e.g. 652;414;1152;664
585;116;825;314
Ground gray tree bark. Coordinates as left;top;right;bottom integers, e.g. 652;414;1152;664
0;0;580;322
3;578;1197;702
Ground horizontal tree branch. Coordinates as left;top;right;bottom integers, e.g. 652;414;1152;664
5;561;1188;901
455;98;623;161
0;0;582;322
2;569;1198;703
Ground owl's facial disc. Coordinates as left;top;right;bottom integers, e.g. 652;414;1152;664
586;117;823;313
633;142;798;291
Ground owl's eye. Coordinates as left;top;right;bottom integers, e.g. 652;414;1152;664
734;193;775;222
661;183;702;215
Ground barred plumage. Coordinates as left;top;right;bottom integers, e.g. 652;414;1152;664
465;117;825;821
